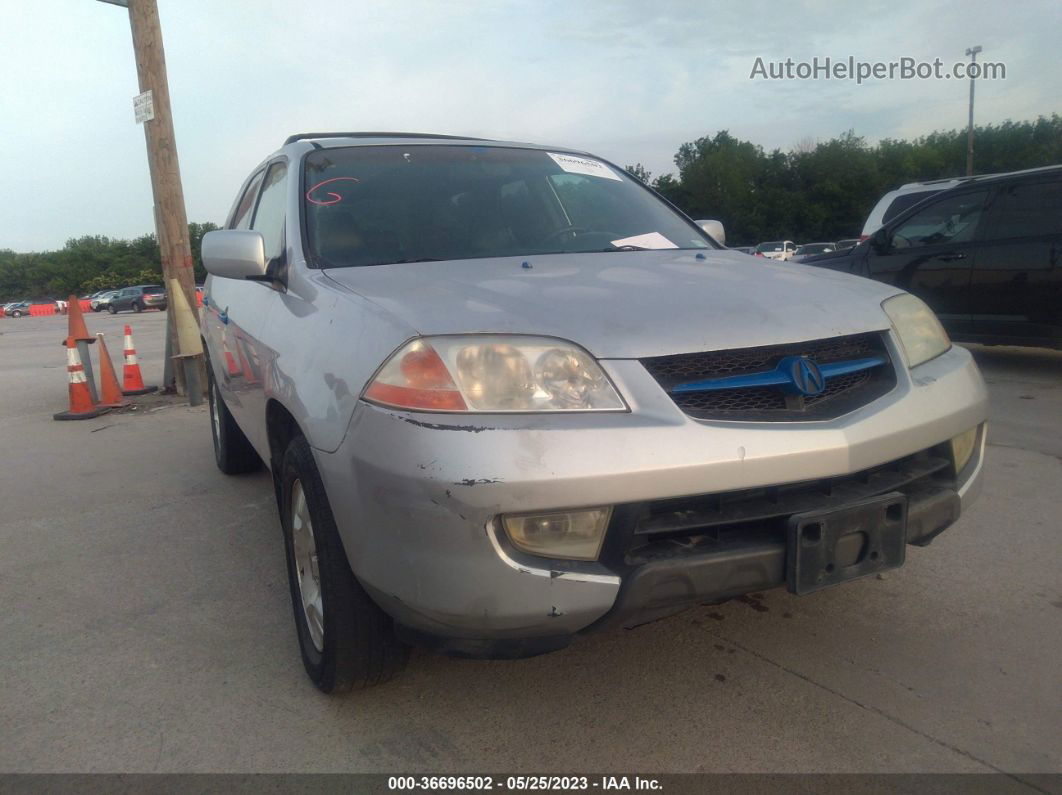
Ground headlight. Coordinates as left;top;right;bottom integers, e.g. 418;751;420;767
364;336;626;412
502;508;612;560
881;294;951;368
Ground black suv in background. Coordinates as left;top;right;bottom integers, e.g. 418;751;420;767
107;285;167;314
803;166;1062;348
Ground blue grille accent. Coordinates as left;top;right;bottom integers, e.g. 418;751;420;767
671;355;888;395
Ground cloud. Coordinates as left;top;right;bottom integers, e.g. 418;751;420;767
0;0;1058;250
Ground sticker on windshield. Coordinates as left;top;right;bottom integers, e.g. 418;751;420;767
547;152;622;181
610;232;678;249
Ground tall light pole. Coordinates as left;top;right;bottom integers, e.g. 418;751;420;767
965;45;982;176
97;0;204;401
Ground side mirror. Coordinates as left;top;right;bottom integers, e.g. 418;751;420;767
695;219;725;246
869;227;890;252
202;230;267;280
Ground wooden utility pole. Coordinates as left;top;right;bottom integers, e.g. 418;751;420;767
102;0;203;397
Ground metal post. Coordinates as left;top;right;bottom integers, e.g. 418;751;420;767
965;45;982;177
181;358;203;407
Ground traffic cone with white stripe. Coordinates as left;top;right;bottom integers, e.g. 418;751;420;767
121;324;158;396
53;336;108;421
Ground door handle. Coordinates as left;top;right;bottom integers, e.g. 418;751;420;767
937;252;967;262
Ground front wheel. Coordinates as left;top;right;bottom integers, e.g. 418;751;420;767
11;310;22;317
133;302;143;313
207;363;260;474
279;434;408;693
107;304;117;314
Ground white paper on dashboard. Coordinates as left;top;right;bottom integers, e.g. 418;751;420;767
609;232;678;249
547;152;622;181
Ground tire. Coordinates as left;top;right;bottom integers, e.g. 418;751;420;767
207;363;260;475
133;301;143;313
92;306;101;312
107;304;117;314
11;310;22;317
279;434;408;693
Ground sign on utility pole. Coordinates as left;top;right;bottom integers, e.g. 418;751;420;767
99;0;204;402
133;89;154;123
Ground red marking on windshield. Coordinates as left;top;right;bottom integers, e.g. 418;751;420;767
306;176;360;206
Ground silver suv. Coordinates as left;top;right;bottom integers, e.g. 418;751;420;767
201;133;988;693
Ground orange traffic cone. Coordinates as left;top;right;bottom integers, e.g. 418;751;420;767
64;293;95;345
95;333;130;408
236;338;260;384
54;337;108;421
222;329;241;376
121;324;158;396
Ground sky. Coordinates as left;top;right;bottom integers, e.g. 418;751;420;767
1;0;1059;252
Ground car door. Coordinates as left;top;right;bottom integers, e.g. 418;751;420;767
862;188;989;332
207;160;286;455
968;174;1062;345
115;288;133;311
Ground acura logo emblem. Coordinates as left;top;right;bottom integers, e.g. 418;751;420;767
781;356;826;396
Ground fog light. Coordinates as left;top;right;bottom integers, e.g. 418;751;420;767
502;507;612;561
950;426;979;473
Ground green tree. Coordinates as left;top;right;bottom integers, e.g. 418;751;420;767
0;222;217;301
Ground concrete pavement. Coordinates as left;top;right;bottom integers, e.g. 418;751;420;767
0;311;1059;774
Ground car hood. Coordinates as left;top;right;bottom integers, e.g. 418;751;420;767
323;250;900;359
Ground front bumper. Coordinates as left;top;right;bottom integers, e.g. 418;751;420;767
313;343;987;656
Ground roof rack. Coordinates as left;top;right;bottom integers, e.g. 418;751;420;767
283;131;486;146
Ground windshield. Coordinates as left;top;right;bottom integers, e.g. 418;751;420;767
303;145;711;268
756;242;784;252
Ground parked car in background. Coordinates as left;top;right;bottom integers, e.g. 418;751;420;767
835;238;860;250
804;165;1062;348
755;240;796;260
107;285;167;314
3;300;57;317
91;290;119;312
860;177;974;240
200;131;987;693
728;245;755;255
792;243;836;261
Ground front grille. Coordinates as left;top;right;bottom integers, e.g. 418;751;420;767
607;446;953;567
641;331;895;421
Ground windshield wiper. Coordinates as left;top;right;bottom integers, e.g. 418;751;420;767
570;245;649;253
344;257;443;268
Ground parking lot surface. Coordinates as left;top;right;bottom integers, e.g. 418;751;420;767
0;311;1059;774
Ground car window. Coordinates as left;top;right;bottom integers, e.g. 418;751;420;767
251;162;287;262
303;145;711;268
231;170;265;230
882;190;944;224
984;179;1062;241
891;190;988;249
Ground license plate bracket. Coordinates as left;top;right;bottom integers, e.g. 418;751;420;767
786;491;908;596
